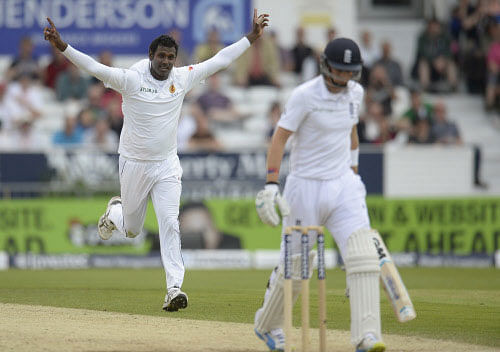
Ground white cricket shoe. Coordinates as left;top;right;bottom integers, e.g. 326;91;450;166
254;328;285;351
356;333;386;352
97;196;121;240
162;286;188;311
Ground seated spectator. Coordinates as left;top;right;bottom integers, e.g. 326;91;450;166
486;22;500;111
77;107;96;133
2;73;42;131
7;36;40;81
195;74;246;123
360;102;396;144
408;119;434;144
53;114;83;147
233;34;280;87
2;117;48;151
374;41;404;87
56;64;89;101
188;113;222;152
86;84;109;121
43;46;69;89
366;64;395;116
193;28;224;63
431;101;487;188
359;30;380;86
83;117;118;152
431;101;462;144
400;89;434;133
416;18;458;93
291;27;314;76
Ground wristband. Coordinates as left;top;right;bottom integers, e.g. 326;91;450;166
350;148;359;167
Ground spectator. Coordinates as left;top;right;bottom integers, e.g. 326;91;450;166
290;27;314;75
43;46;69;89
193;28;224;63
486;22;500;110
77;107;96;133
168;29;190;67
52;114;83;146
83;117;118;152
408;119;434;144
361;102;396;144
359;30;380;86
233;34;280;87
402;88;434;126
374;41;404;87
2;73;42;132
188;113;222;152
7;36;40;81
431;101;488;188
55;64;90;101
416;18;458;92
366;64;395;116
431;101;462;144
2;117;48;151
86;84;108;121
195;74;246;123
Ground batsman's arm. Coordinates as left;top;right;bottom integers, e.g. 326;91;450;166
266;127;293;184
350;125;359;174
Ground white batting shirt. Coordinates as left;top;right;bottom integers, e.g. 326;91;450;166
278;76;364;180
62;38;250;161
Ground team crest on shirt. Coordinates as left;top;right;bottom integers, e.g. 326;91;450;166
188;66;193;71
169;84;176;93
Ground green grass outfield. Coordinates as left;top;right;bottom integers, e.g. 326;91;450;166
0;267;499;347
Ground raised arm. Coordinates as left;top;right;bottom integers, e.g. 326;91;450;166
194;9;269;79
266;127;293;183
43;17;138;93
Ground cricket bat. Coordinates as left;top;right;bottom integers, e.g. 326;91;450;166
371;230;416;323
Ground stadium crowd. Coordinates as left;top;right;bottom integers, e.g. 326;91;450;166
0;1;496;189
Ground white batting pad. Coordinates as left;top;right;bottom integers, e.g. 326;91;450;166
344;228;382;346
254;251;315;333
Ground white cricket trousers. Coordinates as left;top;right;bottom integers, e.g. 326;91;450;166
281;169;370;259
109;154;184;290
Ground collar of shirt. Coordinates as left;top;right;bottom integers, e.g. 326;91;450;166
318;76;352;102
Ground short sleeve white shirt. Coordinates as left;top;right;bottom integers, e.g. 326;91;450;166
277;76;364;180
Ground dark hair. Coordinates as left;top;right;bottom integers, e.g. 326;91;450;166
149;35;178;56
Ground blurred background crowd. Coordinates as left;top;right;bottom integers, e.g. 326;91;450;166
1;0;499;189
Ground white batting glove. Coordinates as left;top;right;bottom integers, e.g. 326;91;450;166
255;183;290;227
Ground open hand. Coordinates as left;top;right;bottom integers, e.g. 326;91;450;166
43;17;67;51
247;9;270;44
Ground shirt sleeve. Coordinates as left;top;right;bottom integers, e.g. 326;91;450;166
277;89;309;132
62;45;140;95
182;37;251;92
